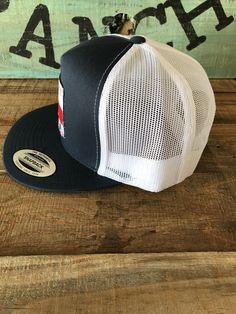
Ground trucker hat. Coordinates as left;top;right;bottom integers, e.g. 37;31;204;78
3;34;216;192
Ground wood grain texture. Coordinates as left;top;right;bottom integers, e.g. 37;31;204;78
1;79;235;95
211;79;236;93
0;79;236;255
0;170;235;255
0;252;236;314
0;0;235;78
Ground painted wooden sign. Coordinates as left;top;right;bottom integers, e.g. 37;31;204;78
0;0;235;78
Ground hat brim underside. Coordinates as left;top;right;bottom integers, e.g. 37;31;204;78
3;104;120;192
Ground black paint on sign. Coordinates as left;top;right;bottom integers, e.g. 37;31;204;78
7;0;234;69
163;0;234;50
72;16;98;42
9;4;60;69
132;0;234;50
0;0;10;13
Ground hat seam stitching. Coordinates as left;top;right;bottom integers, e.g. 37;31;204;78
93;43;133;170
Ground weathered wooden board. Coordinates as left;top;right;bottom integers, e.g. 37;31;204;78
0;169;236;255
0;79;235;255
0;0;235;78
0;253;236;314
211;79;236;93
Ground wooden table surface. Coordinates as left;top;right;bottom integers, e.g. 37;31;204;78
0;79;236;313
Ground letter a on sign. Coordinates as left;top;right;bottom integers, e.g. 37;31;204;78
9;4;60;69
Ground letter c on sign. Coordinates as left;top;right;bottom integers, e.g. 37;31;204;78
0;0;10;13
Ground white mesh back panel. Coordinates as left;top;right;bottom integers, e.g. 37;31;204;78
147;38;216;179
98;37;215;192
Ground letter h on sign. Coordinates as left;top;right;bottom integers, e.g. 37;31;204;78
163;0;234;50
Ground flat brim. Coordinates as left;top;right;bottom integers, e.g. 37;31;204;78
3;104;120;192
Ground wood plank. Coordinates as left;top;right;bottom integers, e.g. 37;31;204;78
0;170;235;255
0;79;235;94
211;80;236;93
0;253;236;313
0;79;58;94
215;93;236;106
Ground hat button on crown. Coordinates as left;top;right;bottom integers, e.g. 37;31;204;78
130;36;146;44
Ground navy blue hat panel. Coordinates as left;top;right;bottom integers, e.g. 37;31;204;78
60;36;133;171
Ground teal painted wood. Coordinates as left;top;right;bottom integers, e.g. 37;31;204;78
0;0;235;78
